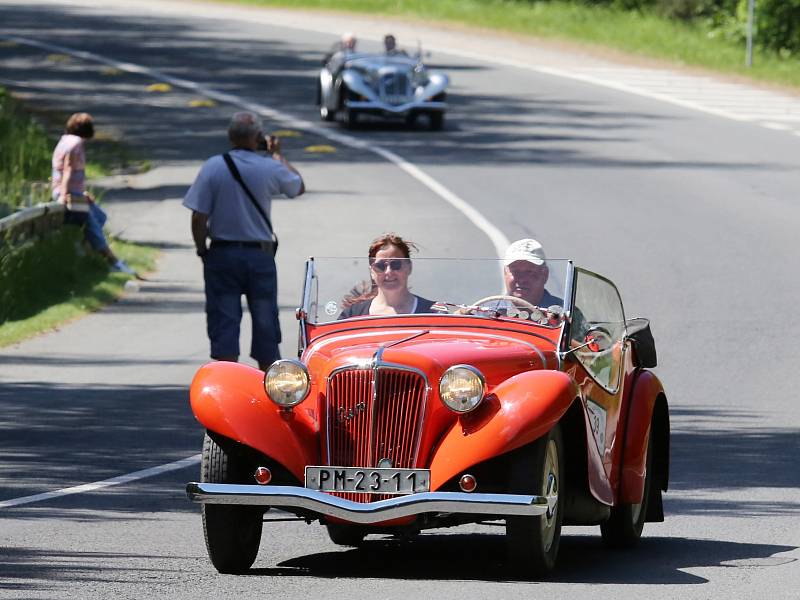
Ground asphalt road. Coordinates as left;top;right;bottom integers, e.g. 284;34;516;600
1;1;799;598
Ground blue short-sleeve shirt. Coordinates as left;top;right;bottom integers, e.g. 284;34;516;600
183;149;302;241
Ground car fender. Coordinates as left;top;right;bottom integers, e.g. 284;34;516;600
340;70;377;102
189;362;318;481
319;68;335;109
619;370;667;503
429;370;578;489
417;72;449;101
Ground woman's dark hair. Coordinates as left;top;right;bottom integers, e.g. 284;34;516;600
342;233;418;307
65;112;94;139
368;232;418;261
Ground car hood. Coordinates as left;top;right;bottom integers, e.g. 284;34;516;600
305;328;556;388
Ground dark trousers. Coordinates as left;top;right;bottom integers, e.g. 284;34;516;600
202;245;281;365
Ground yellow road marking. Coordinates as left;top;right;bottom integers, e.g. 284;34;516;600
305;144;337;153
146;83;172;93
189;98;217;107
47;53;71;63
102;67;123;76
0;40;18;47
271;129;302;138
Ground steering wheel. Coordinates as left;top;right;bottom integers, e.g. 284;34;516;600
470;295;541;313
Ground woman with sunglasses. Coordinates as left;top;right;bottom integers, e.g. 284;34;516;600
339;233;435;319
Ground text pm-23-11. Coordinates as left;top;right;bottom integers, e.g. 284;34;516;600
305;466;431;494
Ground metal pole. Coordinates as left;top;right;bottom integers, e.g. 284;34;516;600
746;0;755;67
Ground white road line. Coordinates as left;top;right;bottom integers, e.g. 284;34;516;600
0;34;510;259
763;122;792;131
0;454;201;508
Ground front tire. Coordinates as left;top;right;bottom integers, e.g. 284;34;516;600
506;424;564;577
429;111;445;131
201;433;263;573
600;432;653;548
343;108;359;129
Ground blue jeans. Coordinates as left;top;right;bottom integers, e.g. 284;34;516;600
58;193;110;252
203;245;281;365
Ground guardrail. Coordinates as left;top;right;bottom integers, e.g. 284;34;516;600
0;202;65;251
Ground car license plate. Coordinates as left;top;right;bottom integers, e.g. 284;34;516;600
305;466;430;495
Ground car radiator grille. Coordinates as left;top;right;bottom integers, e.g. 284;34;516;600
326;367;426;503
379;72;412;105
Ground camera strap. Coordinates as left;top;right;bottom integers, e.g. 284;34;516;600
222;152;279;252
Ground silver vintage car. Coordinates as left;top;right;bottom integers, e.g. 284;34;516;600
317;50;449;130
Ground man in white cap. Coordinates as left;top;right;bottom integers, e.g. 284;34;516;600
503;238;562;308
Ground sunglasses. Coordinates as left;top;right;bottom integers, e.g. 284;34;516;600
370;259;409;273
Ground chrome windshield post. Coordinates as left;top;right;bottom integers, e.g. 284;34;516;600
297;258;315;357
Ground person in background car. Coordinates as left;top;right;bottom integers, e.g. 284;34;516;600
324;32;358;72
51;112;136;275
339;233;435;318
383;34;407;56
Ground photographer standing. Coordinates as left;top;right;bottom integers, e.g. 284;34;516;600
183;111;305;371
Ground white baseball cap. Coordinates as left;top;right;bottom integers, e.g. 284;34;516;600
504;238;546;266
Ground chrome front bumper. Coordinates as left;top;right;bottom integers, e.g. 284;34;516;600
186;483;548;524
345;100;446;115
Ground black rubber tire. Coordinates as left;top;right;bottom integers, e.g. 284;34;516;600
506;424;564;578
326;523;367;547
201;433;263;573
343;108;359;129
600;431;653;549
429;112;445;131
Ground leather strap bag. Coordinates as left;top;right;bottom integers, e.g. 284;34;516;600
222;152;278;254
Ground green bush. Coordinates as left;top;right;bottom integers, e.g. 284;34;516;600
562;0;800;51
0;87;52;210
747;0;800;53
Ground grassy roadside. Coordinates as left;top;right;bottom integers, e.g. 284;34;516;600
221;0;800;89
0;230;159;347
0;87;159;347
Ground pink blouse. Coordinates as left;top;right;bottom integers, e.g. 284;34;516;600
51;134;86;199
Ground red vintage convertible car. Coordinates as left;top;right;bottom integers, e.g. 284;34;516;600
186;257;669;577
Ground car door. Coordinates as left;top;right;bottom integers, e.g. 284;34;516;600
568;269;628;487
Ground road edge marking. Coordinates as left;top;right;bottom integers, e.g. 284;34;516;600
0;454;201;509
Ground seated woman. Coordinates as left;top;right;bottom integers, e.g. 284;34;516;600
339;233;435;318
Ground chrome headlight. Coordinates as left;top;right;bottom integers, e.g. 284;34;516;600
411;65;429;87
439;365;485;413
264;360;310;408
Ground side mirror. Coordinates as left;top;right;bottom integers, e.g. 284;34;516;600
584;326;612;353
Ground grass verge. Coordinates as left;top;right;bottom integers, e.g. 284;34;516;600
0;226;158;347
0;87;52;216
222;0;800;89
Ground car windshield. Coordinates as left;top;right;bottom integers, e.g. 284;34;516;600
345;55;417;68
303;257;571;326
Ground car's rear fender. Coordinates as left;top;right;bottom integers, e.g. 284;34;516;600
428;370;579;490
620;370;669;505
189;362;318;481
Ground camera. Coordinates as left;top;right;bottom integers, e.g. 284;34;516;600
256;135;269;151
